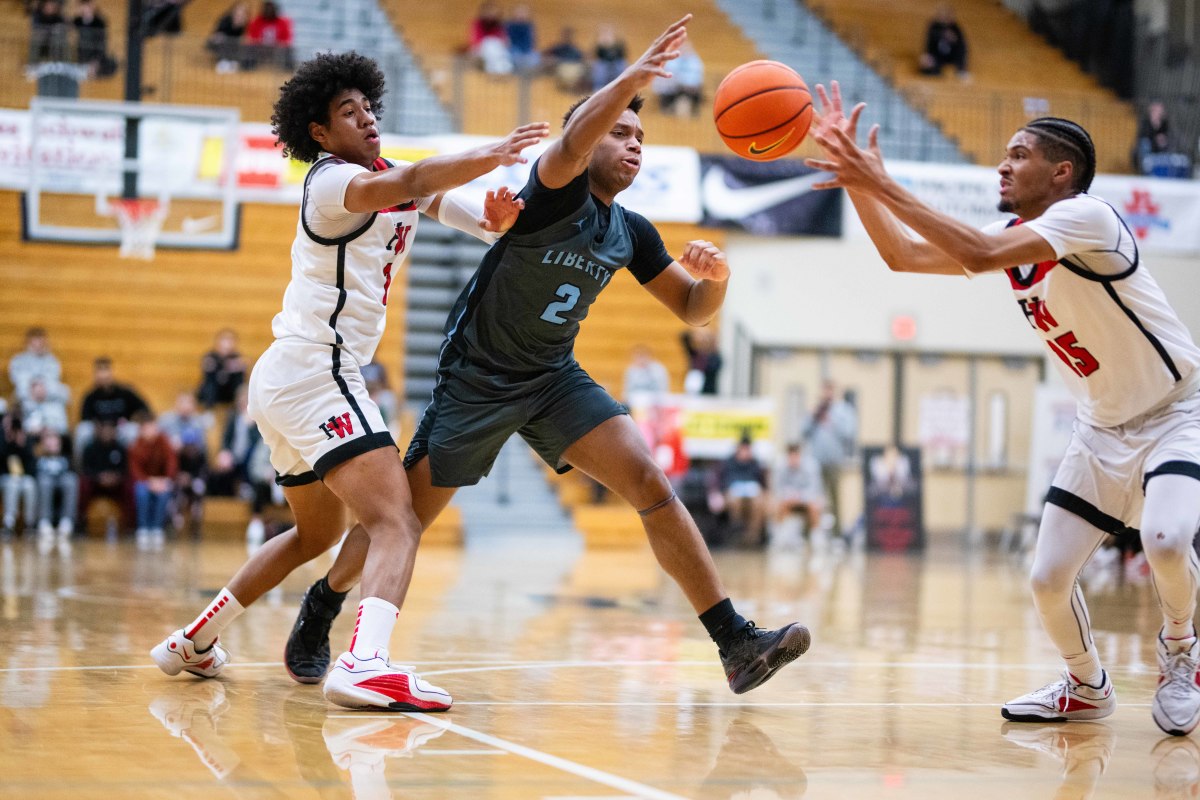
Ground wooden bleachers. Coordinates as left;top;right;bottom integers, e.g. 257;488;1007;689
381;0;771;154
805;0;1137;174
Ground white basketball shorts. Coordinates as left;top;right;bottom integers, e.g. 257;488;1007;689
247;338;395;485
1048;390;1200;534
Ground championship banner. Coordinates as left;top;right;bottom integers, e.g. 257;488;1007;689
699;155;842;236
842;158;1200;255
626;392;775;461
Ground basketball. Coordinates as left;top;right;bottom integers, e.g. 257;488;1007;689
713;60;813;161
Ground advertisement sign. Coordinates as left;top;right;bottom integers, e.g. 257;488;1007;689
842;159;1200;255
627;392;775;461
862;444;924;552
699;155;842;236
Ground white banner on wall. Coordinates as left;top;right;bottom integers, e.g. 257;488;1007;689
0;110;702;223
842;159;1200;256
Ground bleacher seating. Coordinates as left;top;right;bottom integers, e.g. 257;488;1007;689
803;0;1137;174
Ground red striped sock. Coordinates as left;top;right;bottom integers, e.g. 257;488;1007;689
184;588;245;649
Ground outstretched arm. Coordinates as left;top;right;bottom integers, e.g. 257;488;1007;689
424;186;525;243
536;15;690;189
807;83;1054;275
643;240;729;327
342;122;549;213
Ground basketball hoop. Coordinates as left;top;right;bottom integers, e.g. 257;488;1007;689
97;195;171;261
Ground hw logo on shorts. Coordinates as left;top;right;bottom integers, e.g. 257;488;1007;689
319;412;355;440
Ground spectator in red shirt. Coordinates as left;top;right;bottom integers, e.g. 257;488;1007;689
128;411;177;548
246;1;292;69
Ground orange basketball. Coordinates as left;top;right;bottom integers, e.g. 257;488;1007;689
713;60;813;161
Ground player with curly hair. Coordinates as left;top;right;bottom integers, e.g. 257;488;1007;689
151;51;548;712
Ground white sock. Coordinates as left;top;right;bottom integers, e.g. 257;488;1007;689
184;588;245;650
349;597;399;659
1064;652;1104;688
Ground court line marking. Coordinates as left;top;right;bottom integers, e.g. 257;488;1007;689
330;711;688;800
0;659;1157;675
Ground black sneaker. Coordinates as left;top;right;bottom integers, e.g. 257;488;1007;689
284;581;343;684
720;621;810;694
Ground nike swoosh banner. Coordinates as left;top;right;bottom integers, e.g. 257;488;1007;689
699;155;842;237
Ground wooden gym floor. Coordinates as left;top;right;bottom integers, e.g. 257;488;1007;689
0;531;1192;799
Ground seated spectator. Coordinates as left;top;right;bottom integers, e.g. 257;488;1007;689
29;0;69;63
35;429;77;541
245;1;293;69
1133;100;1189;176
469;1;512;75
197;328;247;410
79;356;150;444
1;404;37;537
622;344;670;403
918;3;969;79
681;329;722;395
244;427;281;548
591;24;627;91
143;0;184;37
128;411;176;547
716;436;769;547
8;326;67;404
79;419;131;533
21;377;70;439
505;3;539;74
771;442;825;548
206;1;250;74
172;427;208;538
543;26;586;92
72;0;113;77
207;387;260;497
159;391;213;449
654;42;704;117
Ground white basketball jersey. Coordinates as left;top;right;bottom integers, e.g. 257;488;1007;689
987;194;1200;427
272;157;429;366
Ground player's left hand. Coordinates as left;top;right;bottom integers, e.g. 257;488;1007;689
804;106;888;194
480;186;524;233
679;240;729;281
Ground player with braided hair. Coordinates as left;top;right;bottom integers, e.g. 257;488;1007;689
809;81;1200;735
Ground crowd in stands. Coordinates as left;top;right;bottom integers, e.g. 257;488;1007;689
620;344;859;551
0;327;253;549
205;1;294;73
26;0;116;78
463;3;704;109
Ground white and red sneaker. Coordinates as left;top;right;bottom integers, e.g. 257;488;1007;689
1001;670;1115;722
323;717;445;769
151;629;229;679
322;650;452;712
1154;631;1200;737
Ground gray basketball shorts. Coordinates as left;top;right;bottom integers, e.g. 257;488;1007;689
404;361;627;487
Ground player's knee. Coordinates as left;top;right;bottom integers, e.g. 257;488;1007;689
1139;513;1197;563
357;502;421;541
617;460;671;508
1028;563;1073;601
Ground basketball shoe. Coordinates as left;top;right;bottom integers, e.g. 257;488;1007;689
1001;670;1115;722
151;629;230;678
719;621;811;694
323;650;452;711
1153;631;1200;736
284;581;343;683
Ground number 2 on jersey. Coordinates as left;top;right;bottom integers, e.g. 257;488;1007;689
540;283;581;325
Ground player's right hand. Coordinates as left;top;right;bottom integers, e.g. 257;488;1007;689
622;14;691;91
493;122;551;166
811;81;866;143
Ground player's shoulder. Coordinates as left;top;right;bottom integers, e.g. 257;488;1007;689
1044;192;1120;223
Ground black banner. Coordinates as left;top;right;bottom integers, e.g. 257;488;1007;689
862;445;924;552
699;155;842;237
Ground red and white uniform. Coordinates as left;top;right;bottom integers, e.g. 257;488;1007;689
250;157;428;482
984;194;1200;529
